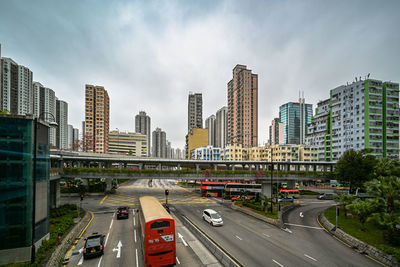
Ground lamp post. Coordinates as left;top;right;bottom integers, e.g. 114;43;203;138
31;113;57;263
270;147;274;213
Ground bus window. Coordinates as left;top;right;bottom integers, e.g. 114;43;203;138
151;221;170;229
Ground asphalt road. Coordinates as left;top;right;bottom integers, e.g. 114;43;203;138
62;180;382;267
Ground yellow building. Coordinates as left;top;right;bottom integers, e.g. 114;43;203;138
109;131;147;157
265;144;317;162
185;128;208;159
249;146;266;161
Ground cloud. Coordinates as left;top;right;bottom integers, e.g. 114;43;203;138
1;0;399;149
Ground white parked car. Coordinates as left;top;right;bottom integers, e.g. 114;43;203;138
202;209;223;226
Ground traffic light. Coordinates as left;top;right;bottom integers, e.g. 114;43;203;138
165;190;169;196
80;194;84;201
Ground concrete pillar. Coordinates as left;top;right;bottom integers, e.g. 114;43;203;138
296;165;300;171
249;165;253;171
82;179;89;187
261;182;272;198
214;165;218;171
106;179;112;191
139;163;143;170
196;164;199;172
232;165;236;171
177;164;181;170
158;164;162;171
50;180;60;209
323;165;327;172
119;163;123;170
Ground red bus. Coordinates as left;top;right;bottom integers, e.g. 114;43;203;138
200;182;227;197
139;196;176;267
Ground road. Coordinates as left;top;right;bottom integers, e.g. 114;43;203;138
62;180;381;267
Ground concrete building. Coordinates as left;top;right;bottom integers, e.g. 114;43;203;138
205;114;216;147
307;78;399;161
174;148;184;159
227;64;258;147
56;99;68;149
279;95;313;145
109;130;147;157
152;128;167;158
84;85;110;153
32;82;57;146
269;118;284;145
135;111;151;156
215;106;228;148
73;128;79;151
266;144;317;162
191;146;222;160
188;92;203;133
185;128;208;159
0;57;33;116
221;143;244;161
67;124;73;149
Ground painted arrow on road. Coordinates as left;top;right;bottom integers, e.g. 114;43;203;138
113;241;122;258
300;212;304;218
178;233;188;246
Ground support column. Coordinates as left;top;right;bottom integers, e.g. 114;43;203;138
261;182;272;199
158;164;162;171
232;165;235;171
139;163;143;170
105;179;112;191
249;165;253;171
214;165;218;171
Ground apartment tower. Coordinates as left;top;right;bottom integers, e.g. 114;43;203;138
56;99;68;149
227;64;258;147
205;114;216;147
84;84;110;153
269;118;284;145
215;106;228;148
188;92;203;133
135;111;151;156
306;78;399;160
152;128;167;158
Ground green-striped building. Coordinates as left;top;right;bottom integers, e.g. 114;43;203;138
306;78;399;161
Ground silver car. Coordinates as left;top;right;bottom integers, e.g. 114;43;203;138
202;209;223;226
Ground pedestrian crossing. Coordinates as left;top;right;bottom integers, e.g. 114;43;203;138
100;193;216;207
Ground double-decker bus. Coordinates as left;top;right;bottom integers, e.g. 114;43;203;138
224;183;262;199
279;189;300;199
200;181;227;197
139;196;176;267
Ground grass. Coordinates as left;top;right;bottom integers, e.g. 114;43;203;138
325;206;400;261
0;204;83;267
235;201;279;219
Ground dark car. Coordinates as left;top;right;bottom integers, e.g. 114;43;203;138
83;234;105;259
117;207;129;219
162;203;170;213
317;193;335;200
278;196;294;203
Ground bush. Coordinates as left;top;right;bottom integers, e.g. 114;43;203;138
378;245;400;261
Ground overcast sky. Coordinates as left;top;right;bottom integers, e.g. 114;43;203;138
1;0;399;149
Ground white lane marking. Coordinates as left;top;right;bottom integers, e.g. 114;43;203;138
77;256;83;265
109;219;114;229
235;235;243;240
284;223;324;230
178;233;188;246
104;233;110;247
176;257;180;264
272;259;284;267
263;233;271;237
97;256;103;267
112;241;122;258
135;249;139;267
304;254;317;261
282;228;293;234
134;229;137;243
300;212;304;218
134;217;136;226
132;209;135;215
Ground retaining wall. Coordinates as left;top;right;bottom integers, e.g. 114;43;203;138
318;212;399;267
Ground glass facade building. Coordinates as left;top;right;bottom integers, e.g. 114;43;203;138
0;115;50;264
279;102;313;144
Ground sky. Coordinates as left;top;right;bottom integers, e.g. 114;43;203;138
1;0;399;149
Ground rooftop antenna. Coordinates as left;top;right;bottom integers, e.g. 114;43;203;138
367;73;370;78
355;77;358;82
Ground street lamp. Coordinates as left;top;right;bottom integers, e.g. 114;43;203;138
31;112;57;263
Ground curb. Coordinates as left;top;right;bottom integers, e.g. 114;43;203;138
318;212;399;267
46;211;92;267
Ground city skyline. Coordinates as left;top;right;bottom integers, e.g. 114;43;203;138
1;1;399;148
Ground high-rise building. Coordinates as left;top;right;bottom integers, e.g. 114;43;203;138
205;115;216;147
33;82;57;146
135;111;151;156
84;84;110;153
269;118;284;145
73;127;79;151
152;128;166;158
188;92;203;133
279;95;313;145
227;64;258;147
215;106;228;148
67;124;73;149
185;128;208;159
307;78;400;161
0;57;33;115
109;130;147;156
56;99;68;149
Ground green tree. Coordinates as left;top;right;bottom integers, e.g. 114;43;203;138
346;199;377;231
374;158;400;178
366;176;400;213
260;194;270;212
335;149;377;193
334;194;356;217
369;212;400;245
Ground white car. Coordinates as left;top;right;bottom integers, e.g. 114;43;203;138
202;209;223;226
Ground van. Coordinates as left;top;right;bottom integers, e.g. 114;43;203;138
202;209;223;226
317;193;335;200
